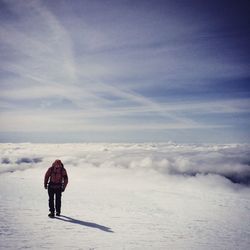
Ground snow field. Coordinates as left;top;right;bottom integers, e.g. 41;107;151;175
1;143;250;249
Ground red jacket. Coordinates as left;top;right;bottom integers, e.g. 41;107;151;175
44;165;68;190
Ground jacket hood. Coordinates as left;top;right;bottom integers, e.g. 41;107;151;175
52;159;63;168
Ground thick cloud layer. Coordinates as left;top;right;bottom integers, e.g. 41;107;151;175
1;143;250;187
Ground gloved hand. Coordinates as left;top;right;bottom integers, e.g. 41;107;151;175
61;187;65;192
44;184;47;189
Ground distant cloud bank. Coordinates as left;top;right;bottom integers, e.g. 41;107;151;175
1;143;250;188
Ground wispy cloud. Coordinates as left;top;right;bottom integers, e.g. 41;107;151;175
0;0;249;142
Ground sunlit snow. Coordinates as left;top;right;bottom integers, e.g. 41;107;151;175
1;143;250;249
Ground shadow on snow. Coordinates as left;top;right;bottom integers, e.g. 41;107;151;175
55;215;114;233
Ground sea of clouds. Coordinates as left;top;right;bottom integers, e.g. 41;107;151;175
1;143;250;188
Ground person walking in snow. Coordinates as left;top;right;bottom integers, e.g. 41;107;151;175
44;159;68;218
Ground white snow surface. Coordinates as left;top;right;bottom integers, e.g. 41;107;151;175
0;143;250;250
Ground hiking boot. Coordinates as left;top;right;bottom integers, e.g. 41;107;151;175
48;213;55;218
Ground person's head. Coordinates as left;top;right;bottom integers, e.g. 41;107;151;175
52;159;62;168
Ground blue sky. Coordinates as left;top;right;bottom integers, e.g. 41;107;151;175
0;0;249;143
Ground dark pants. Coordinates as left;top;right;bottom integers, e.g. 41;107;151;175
48;187;62;214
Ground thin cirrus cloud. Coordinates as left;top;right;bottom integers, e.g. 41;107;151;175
0;0;249;142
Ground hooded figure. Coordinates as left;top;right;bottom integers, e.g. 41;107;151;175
44;159;68;218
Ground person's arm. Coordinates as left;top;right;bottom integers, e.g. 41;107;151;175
44;167;52;189
62;169;68;191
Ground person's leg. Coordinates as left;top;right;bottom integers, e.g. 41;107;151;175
48;187;55;215
55;189;62;215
